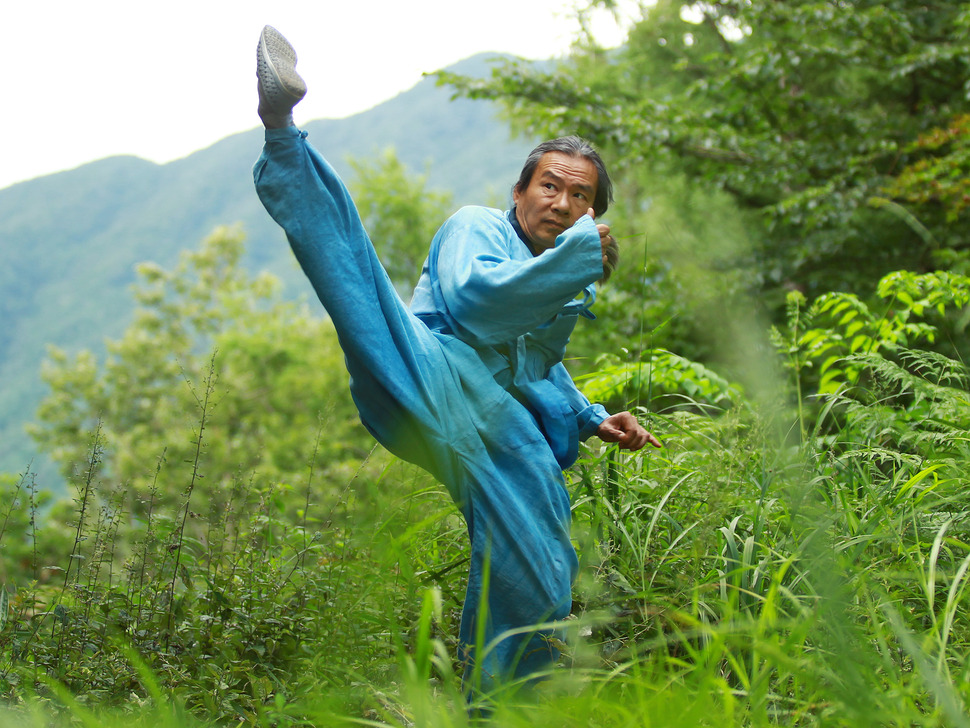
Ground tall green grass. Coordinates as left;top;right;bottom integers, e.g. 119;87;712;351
2;336;970;726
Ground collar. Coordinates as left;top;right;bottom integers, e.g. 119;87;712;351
507;206;541;256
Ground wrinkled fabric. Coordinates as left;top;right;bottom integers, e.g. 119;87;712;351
253;126;608;689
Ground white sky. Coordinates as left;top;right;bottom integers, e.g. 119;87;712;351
0;0;640;191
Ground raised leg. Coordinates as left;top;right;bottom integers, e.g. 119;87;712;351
252;80;577;696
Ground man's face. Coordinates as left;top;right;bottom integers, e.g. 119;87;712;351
513;151;598;253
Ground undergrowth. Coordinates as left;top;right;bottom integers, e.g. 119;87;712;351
3;281;970;726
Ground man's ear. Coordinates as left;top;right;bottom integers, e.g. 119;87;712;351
512;185;522;206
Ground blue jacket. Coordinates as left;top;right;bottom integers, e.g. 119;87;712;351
410;205;609;468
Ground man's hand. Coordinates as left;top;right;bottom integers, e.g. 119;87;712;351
596;411;662;451
587;208;618;282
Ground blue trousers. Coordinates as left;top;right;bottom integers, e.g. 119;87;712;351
254;127;578;688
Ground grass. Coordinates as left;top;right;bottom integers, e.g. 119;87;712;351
2;338;970;727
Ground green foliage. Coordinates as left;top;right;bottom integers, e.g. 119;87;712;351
561;169;766;380
28;228;369;513
10;205;970;728
579;348;742;414
6;303;970;725
348;150;455;294
883;113;970;227
775;269;970;394
0;468;64;588
774;269;970;479
440;0;970;301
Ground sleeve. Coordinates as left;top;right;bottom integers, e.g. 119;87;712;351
548;362;609;441
433;209;604;345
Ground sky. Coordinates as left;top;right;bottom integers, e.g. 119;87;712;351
0;0;639;191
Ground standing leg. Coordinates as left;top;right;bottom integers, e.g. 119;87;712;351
431;341;579;693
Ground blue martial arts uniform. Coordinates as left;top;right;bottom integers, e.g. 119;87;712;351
254;126;609;689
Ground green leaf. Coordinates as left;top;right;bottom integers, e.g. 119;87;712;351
849;335;873;354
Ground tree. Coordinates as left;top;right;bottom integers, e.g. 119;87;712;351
29;150;461;515
882;112;970;264
29;227;369;513
441;0;970;304
348;150;455;295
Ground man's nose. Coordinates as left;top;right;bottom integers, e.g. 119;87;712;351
551;190;570;214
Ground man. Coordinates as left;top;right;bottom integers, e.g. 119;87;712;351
253;25;660;693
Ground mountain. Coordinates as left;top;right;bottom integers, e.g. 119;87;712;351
0;53;537;483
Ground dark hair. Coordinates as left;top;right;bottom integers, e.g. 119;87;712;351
513;136;614;217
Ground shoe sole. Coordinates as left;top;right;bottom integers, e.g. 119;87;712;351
257;25;307;104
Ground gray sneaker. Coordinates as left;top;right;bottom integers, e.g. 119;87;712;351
256;25;307;128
